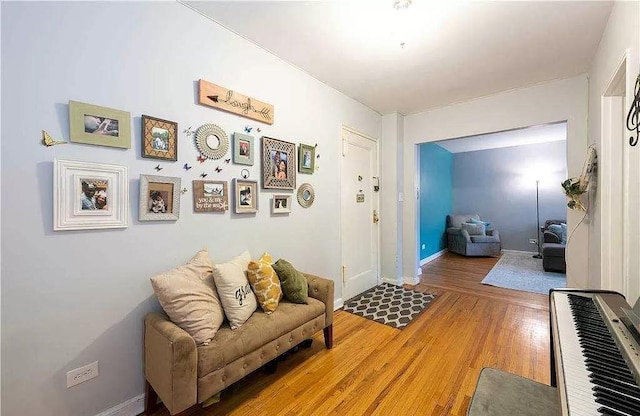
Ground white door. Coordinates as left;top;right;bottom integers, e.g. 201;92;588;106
341;127;379;301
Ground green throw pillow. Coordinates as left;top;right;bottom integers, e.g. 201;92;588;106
272;259;308;304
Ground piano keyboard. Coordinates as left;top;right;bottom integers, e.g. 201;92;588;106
552;291;640;416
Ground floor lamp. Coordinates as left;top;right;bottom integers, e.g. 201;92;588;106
533;179;542;259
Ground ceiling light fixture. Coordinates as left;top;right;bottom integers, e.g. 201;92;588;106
393;0;412;10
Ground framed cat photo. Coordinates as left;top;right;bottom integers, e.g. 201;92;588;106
139;174;181;221
192;180;228;212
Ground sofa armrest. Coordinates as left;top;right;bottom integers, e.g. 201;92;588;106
543;231;560;244
144;313;197;415
447;227;471;242
487;229;500;240
304;273;334;327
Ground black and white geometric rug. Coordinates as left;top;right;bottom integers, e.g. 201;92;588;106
343;283;437;329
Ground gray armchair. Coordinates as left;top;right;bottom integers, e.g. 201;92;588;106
446;214;501;257
542;219;566;273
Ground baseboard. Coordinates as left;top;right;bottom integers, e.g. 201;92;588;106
419;248;448;266
334;298;344;310
404;275;420;285
95;394;144;416
382;277;402;286
502;249;537;255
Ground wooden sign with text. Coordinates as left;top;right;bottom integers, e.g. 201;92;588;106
198;79;274;125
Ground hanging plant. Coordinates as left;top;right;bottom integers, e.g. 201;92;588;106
561;177;586;211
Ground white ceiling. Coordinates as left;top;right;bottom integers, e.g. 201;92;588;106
185;0;613;115
435;121;566;153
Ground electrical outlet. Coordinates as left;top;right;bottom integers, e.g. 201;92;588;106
67;361;99;388
529;238;537;244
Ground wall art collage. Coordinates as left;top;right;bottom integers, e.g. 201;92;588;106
49;81;318;231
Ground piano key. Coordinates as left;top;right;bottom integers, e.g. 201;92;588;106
598;406;633;416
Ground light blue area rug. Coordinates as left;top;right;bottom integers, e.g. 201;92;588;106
481;251;566;295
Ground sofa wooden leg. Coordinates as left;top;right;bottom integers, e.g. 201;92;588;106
323;324;333;349
144;381;159;415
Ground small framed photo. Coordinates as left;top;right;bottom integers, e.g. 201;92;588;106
139;174;181;221
298;143;315;174
142;115;178;161
193;180;228;212
272;194;292;214
233;178;258;214
54;159;128;231
233;132;254;165
69;100;131;148
262;136;296;189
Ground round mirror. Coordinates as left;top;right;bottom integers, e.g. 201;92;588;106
297;183;315;208
195;124;229;160
206;134;220;150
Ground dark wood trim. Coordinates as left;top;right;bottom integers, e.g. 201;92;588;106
144;381;159;415
323;324;333;349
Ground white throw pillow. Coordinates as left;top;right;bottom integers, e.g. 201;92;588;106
212;251;258;329
150;248;224;345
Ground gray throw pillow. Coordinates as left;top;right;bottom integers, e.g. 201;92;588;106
461;222;485;236
548;224;563;239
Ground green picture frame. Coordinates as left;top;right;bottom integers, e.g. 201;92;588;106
233;132;254;166
298;143;315;174
69;100;131;149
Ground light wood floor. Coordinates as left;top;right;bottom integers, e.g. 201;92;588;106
149;252;550;416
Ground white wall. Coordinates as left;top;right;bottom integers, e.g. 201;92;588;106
404;76;589;285
380;113;403;284
588;1;640;304
0;2;380;415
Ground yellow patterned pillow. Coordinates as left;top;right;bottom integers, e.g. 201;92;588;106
247;253;283;314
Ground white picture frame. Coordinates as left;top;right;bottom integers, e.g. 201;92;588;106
139;174;181;221
272;194;292;214
53;159;128;231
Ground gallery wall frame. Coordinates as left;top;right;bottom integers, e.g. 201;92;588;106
233;178;258;214
262;136;296;190
272;194;292;214
139;174;181;221
53;159;128;231
193;180;228;212
298;143;315;174
142;115;178;161
233;132;254;166
69;100;131;148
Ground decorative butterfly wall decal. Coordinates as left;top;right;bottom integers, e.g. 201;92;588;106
256;128;262;133
215;166;222;173
200;172;208;178
197;155;206;163
42;130;66;147
244;126;252;133
181;188;188;194
183;127;194;136
224;158;231;164
154;164;163;171
183;163;192;171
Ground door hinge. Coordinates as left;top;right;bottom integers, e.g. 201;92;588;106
342;265;347;285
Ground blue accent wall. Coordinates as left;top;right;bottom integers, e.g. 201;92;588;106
419;143;453;259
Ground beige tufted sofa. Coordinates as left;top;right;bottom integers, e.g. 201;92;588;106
143;273;334;416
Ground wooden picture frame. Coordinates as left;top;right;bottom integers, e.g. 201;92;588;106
142;115;178;161
272;194;292;214
53;159;128;231
233;132;254;166
262;137;296;189
233;179;258;214
69;100;131;148
193;180;228;212
139;174;181;221
298;143;315;174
